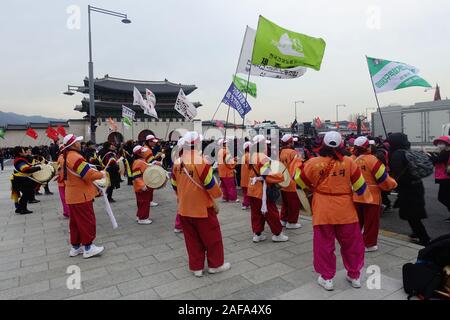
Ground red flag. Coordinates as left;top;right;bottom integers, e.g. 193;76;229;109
336;122;340;129
46;126;59;141
361;122;368;132
215;120;224;128
314;117;322;128
348;122;357;130
26;128;38;140
56;125;67;137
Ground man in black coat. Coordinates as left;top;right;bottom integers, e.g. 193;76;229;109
388;133;431;246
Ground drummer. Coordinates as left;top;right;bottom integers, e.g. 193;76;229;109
62;134;105;259
247;135;289;243
280;134;302;229
171;131;230;277
131;145;154;225
98;142;120;203
10;146;42;214
143;135;162;207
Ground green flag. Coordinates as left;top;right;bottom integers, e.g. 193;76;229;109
232;75;257;98
367;56;431;93
251;16;326;71
123;116;132;128
0;128;5;139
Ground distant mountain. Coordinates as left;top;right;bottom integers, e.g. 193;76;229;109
0;111;65;126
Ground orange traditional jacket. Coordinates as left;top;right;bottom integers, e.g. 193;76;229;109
142;148;156;164
64;150;103;204
240;152;250;188
280;148;299;192
57;154;65;188
293;156;370;226
353;153;397;205
217;147;236;178
247;152;284;200
131;158;148;193
171;150;222;218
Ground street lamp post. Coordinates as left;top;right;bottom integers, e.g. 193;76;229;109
294;100;304;135
336;104;346;123
87;5;131;143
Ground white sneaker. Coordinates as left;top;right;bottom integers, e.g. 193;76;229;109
137;219;153;225
208;262;231;274
365;245;378;252
318;276;334;291
234;199;240;203
174;228;183;233
83;244;104;259
221;199;229;203
192;270;203;277
150;201;159;207
286;222;302;229
241;205;250;210
280;220;287;227
69;246;83;257
272;233;289;242
346;276;362;288
252;234;267;243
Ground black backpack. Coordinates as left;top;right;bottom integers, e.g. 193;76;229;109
402;233;450;300
404;150;434;180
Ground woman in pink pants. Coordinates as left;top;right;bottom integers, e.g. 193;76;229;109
292;132;369;291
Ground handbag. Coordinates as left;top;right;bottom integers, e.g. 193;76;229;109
250;163;280;203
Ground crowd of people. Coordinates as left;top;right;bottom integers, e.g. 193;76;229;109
4;129;450;290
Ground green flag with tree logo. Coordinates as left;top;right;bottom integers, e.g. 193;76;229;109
0;128;5;139
251;16;326;71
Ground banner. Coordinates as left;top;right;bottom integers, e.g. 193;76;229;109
222;82;252;119
366;57;431;93
233;75;257;98
174;89;198;121
133;87;158;119
122;105;135;120
237;26;307;79
252;16;326;71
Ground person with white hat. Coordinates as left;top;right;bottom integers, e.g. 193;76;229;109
240;141;252;210
247;135;289;243
131;145;154;225
279;134;302;229
171;132;230;277
143;134;161;207
217;138;239;203
353;136;397;252
292;131;368;291
172;137;185;233
61;134;105;259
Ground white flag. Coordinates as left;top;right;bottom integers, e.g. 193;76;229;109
236;26;307;79
133;87;158;119
174;89;197;121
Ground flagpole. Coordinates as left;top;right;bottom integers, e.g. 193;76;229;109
365;55;388;138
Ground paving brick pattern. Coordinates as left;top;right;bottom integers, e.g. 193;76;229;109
0;170;418;300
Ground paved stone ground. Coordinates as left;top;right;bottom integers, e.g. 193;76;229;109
0;169;420;300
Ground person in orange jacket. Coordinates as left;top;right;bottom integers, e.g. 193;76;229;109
248;135;289;243
61;134;105;259
143;134;161;208
56;144;70;218
131;145;154;225
217;138;239;203
171;132;230;277
240;141;252;210
353;136;398;252
292;131;368;291
280;134;302;229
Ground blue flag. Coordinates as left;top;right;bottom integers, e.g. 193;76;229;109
222;82;252;119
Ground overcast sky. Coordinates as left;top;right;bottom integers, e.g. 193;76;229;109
1;0;449;126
